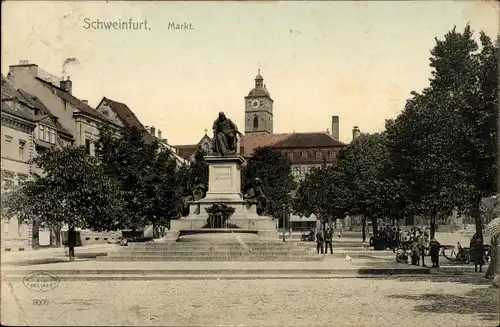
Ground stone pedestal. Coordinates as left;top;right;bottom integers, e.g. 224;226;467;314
165;155;279;242
204;155;245;201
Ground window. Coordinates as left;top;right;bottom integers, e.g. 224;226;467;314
18;140;26;160
288;152;294;160
301;150;308;158
44;128;50;142
85;139;91;155
49;129;56;144
315;151;322;158
253;115;259;129
39;125;44;140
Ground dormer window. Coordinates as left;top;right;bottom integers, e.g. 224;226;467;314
39;125;57;144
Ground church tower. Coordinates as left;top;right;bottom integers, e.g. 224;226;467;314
244;69;273;134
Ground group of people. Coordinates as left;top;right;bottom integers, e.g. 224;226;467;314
370;225;403;251
315;228;334;254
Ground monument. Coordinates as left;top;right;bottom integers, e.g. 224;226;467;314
165;112;279;243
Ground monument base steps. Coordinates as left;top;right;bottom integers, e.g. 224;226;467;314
98;241;323;262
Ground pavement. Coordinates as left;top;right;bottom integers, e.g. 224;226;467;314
0;244;119;265
2;276;497;326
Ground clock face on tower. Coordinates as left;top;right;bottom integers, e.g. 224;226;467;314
251;99;261;109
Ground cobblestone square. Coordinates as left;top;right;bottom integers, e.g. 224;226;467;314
2;276;498;326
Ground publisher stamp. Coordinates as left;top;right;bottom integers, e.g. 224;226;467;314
23;271;60;292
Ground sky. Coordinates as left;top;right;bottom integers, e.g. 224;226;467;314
1;1;499;145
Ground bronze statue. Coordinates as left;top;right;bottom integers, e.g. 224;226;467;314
212;112;243;156
243;177;269;215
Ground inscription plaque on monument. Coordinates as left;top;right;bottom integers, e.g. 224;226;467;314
213;166;232;190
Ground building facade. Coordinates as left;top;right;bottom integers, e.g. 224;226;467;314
2;61;186;250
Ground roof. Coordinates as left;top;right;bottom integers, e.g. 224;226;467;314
101;97;145;130
174;144;198;160
247;87;270;97
36;77;116;124
17;89;73;136
1;101;36;123
1;74;24;101
270;132;345;148
240;133;292;157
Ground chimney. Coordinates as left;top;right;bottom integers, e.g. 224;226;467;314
352;126;361;141
158;129;162;140
82;100;88;105
60;76;72;94
331;116;340;141
150;126;156;136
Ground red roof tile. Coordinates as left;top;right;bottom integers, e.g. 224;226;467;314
270;132;345;148
102;97;145;130
240;133;292;157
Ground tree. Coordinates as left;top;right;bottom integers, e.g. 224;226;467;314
243;147;296;219
2;147;125;254
385;88;469;239
95;126;187;232
95;126;161;231
293;165;349;230
387;25;498;239
189;147;209;187
340;133;395;238
142;148;184;233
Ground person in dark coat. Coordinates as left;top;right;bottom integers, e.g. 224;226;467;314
316;229;324;254
429;238;441;268
67;224;76;261
324;228;334;254
474;237;485;273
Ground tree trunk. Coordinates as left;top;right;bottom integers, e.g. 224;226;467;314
55;225;62;247
68;223;76;261
371;217;378;237
471;196;483;240
430;211;437;240
361;216;366;242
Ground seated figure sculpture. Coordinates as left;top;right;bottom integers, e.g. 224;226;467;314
243;177;269;216
212;111;243;156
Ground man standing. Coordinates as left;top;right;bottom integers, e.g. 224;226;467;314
429;238;441;268
474;237;485;273
67;223;76;262
418;231;426;267
324;228;334;254
316;229;324;254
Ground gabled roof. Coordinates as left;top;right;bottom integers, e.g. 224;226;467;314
174;134;212;161
270;132;345;148
16;89;73;137
100;97;145;130
36;77;116;125
240;133;291;157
